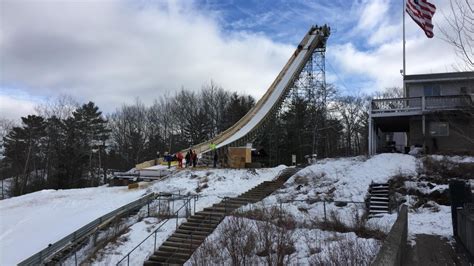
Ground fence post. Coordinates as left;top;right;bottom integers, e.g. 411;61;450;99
323;201;327;222
154;231;157;251
147;203;150;217
158;197;161;217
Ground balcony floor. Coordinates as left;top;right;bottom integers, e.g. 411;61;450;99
373;115;410;132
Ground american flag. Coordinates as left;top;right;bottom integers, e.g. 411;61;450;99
406;0;436;38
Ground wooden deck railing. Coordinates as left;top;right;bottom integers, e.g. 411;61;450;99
371;95;472;115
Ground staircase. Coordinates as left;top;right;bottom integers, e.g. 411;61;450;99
368;182;390;218
144;167;300;265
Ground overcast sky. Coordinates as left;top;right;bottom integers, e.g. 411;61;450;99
0;0;462;121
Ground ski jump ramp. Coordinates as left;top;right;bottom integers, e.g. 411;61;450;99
189;25;330;155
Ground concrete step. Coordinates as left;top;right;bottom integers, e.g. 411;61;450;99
186;217;220;224
196;211;226;217
229;197;258;203
168;236;204;244
212;202;244;209
180;221;216;229
370;206;389;210
370;201;388;206
192;214;224;221
370;186;389;189
147;255;186;265
162;239;202;248
203;206;236;213
144;260;181;266
151;250;190;260
369;210;389;214
159;243;199;253
179;225;214;232
173;232;207;240
370;196;389;201
370;192;389;196
175;229;209;236
370;183;389;186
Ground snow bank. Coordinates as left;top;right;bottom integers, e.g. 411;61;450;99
429;155;474;164
294;153;417;201
408;205;452;238
0;186;148;265
0;166;286;265
186;216;381;265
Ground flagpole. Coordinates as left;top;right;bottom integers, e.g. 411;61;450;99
403;0;406;96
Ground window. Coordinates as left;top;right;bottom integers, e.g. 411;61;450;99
423;85;441;96
429;122;449;136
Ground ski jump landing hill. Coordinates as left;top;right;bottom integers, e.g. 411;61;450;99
137;25;330;169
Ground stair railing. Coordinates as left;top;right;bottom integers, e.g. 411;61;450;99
116;194;198;266
162;196;231;264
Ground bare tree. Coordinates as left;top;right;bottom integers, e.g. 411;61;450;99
0;118;16;153
34;94;79;120
438;0;474;70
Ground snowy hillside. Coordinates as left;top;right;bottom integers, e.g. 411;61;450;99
0;166;284;265
1;153;472;265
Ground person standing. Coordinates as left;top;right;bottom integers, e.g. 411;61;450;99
165;152;171;169
213;151;218;168
188;149;193;167
192;150;198;167
185;150;191;167
177;151;183;168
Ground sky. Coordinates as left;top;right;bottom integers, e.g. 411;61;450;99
0;0;464;121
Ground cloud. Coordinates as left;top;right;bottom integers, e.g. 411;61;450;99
328;0;463;93
0;94;37;121
0;0;466;122
0;0;293;119
355;0;390;31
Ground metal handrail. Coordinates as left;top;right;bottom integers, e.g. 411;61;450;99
18;193;157;266
163;196;229;264
116;194;198;266
371;95;473;113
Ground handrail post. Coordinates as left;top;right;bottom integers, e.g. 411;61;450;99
323;200;327;222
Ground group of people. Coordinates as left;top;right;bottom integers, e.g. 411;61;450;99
160;144;219;169
162;149;198;169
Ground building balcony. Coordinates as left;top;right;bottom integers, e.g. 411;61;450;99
371;95;473;118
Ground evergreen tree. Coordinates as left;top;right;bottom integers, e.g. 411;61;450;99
3;115;46;194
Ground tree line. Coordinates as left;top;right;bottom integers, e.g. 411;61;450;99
0;82;401;196
0;83;255;195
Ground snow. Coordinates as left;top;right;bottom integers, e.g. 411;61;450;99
0;166;285;265
291;153;417;202
94;217;185;266
0;186;148;265
429;155;474;164
407;204;452;238
404;181;448;195
185;216;381;265
1;153;465;264
91;166;286;265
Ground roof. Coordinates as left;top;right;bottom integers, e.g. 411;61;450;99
404;71;474;84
